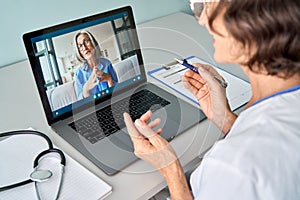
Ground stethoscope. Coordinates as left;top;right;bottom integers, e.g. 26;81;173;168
0;130;66;200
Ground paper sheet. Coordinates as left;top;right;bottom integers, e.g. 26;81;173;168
0;134;112;200
148;56;252;111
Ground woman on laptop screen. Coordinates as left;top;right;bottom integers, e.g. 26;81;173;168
73;30;118;99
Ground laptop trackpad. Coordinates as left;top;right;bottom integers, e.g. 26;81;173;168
110;129;134;151
152;110;185;141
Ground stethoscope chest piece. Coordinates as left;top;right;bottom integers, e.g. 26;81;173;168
0;130;66;199
30;169;53;182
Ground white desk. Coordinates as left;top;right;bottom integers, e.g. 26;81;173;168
0;12;247;199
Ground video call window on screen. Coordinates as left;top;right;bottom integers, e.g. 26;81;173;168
31;13;141;115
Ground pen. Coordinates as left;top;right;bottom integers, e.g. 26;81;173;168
175;58;228;88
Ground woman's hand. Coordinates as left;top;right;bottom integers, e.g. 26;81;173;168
96;69;114;87
82;67;100;98
182;63;237;134
124;111;193;200
123;111;178;173
82;67;114;98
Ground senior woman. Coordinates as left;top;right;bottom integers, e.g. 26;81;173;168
73;30;118;99
124;0;300;199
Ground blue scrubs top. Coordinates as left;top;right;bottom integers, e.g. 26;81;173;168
74;58;118;99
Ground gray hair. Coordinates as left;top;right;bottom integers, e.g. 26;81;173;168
73;30;102;62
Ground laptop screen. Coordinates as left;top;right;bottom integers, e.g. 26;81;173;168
23;6;145;124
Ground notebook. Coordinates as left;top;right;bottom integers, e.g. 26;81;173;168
23;6;205;175
0;134;112;200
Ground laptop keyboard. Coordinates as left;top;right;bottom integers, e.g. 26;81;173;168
69;89;170;144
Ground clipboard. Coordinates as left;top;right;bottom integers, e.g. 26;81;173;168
148;56;252;111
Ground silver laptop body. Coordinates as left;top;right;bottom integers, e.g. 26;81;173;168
23;6;205;175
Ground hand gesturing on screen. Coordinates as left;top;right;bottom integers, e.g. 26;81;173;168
95;69;114;87
82;67;101;98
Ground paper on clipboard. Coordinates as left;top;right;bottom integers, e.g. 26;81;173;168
148;56;252;111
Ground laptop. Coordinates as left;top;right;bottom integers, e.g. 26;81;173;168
23;6;206;175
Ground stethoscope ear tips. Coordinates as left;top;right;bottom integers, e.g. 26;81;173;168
30;169;52;182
